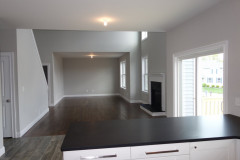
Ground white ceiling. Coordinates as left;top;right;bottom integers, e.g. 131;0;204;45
0;0;224;31
55;52;127;58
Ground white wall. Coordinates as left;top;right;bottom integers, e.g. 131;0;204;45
141;32;166;103
34;30;141;104
16;29;48;135
63;58;120;96
166;0;240;117
53;54;64;104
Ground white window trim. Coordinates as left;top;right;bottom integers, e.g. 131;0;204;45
142;56;148;93
173;41;228;117
120;60;126;89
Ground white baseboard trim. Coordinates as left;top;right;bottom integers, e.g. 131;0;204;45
49;103;55;107
0;146;5;157
54;96;64;106
119;94;131;103
64;93;120;97
18;107;49;137
53;94;145;105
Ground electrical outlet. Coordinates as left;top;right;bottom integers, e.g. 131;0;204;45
86;89;88;93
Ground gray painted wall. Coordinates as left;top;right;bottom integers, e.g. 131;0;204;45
34;30;141;104
141;32;166;103
16;29;48;132
166;0;240;117
63;58;120;96
53;54;64;104
0;30;17;53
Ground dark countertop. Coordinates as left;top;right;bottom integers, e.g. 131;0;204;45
61;114;240;151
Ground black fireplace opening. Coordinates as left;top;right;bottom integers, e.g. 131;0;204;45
151;81;162;111
140;81;163;113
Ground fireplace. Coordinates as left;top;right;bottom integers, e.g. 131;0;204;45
151;81;162;111
140;73;166;116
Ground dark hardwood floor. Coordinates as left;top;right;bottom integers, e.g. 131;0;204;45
0;136;64;160
1;96;157;159
24;96;153;137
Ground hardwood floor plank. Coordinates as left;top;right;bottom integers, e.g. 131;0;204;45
23;96;153;137
0;136;64;160
28;136;52;160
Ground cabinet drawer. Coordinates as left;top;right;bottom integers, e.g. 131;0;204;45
63;147;130;160
190;140;236;160
131;143;189;159
147;155;189;160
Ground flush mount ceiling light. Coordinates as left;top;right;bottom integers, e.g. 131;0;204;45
97;17;113;27
88;54;95;59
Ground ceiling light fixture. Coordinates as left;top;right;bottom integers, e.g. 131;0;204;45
98;17;113;27
103;21;108;27
88;53;95;59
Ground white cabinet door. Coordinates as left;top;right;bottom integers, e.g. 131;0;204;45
236;139;240;160
190;140;235;160
146;155;189;160
63;147;130;160
131;143;189;159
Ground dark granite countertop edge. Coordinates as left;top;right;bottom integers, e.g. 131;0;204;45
61;136;240;151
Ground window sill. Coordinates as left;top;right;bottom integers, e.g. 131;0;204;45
121;87;126;90
142;91;148;94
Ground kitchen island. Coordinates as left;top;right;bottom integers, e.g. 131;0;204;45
61;115;240;160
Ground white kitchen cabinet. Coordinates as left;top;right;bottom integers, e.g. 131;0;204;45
131;143;189;159
63;139;238;160
237;139;240;160
63;147;130;160
190;140;235;160
145;155;189;160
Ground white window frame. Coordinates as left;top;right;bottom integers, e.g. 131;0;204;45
173;41;228;117
142;56;148;92
120;60;126;89
141;32;148;41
